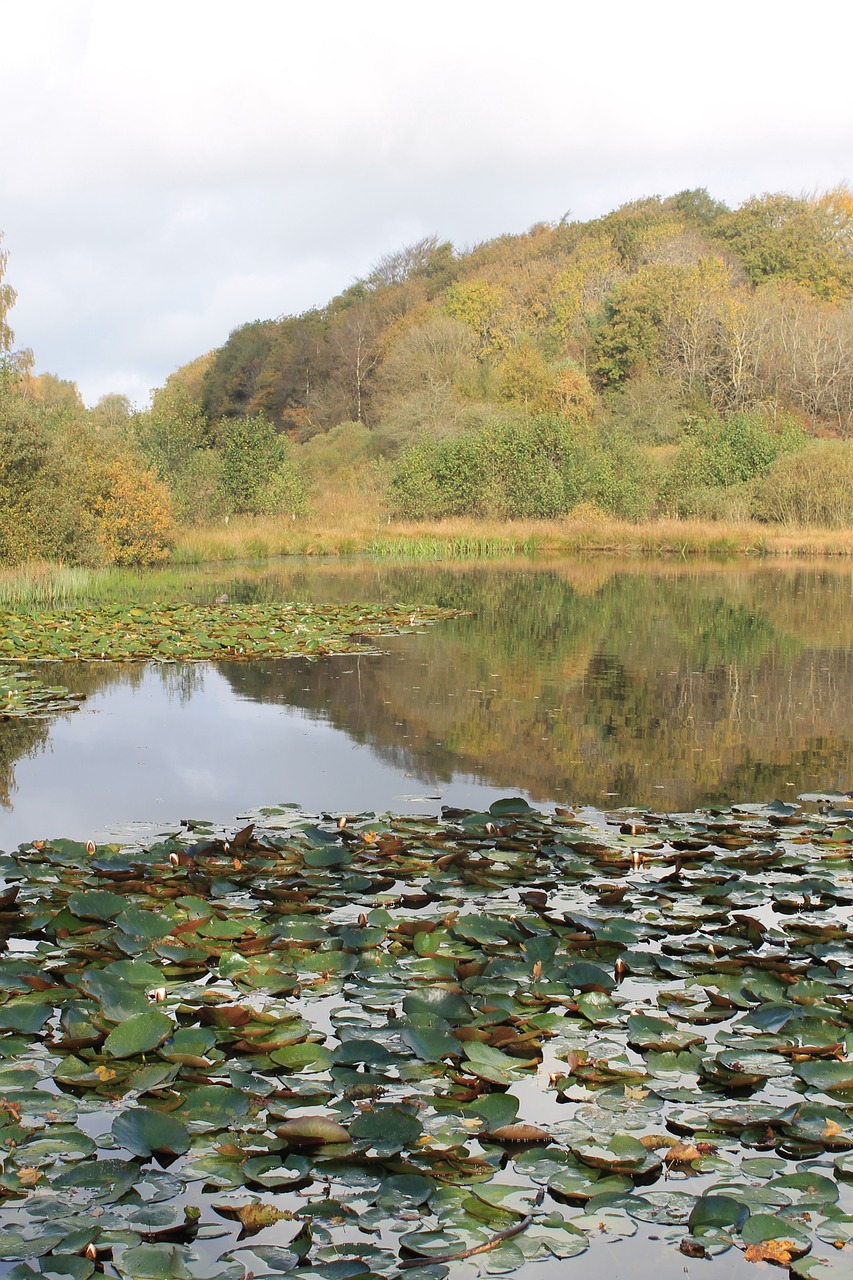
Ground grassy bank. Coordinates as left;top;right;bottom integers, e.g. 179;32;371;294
171;512;853;564
2;515;852;609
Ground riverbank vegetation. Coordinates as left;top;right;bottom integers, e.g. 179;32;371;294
2;187;853;568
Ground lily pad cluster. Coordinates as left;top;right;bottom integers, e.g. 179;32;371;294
0;602;456;664
0;795;851;1278
0;670;85;720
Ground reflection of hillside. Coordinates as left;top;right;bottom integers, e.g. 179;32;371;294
221;565;853;810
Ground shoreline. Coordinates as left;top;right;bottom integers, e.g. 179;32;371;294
169;514;853;565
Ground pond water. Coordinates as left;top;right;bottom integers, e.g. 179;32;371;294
1;557;853;1280
1;557;851;850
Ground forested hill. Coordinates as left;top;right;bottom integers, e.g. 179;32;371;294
196;187;853;440
2;188;853;568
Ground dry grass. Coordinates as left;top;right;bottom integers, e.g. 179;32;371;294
170;511;853;564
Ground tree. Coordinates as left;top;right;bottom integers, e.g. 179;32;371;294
712;190;853;300
219;413;305;515
0;233;15;359
0;233;32;387
201;320;278;420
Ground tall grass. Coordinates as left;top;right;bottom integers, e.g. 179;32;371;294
0;563;94;608
166;512;853;564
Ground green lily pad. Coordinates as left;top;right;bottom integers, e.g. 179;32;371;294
111;1107;190;1158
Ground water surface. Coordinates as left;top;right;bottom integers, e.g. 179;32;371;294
1;558;851;848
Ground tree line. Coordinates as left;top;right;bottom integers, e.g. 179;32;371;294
1;187;852;565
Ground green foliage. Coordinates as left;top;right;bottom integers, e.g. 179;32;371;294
661;411;807;516
592;266;675;386
389;415;587;520
712;189;853;300
201;320;278;420
0;389;175;566
219;413;306;516
133;385;228;525
580;428;655;519
751;440;853;527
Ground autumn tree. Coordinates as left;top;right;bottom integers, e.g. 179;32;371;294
712;189;853;300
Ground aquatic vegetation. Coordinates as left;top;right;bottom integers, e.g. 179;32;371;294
0;602;456;664
0;668;85;719
0;796;851;1276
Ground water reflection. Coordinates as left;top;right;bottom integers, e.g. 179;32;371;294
0;559;851;848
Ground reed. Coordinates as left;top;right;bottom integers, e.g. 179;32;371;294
171;512;853;564
0;563;94;608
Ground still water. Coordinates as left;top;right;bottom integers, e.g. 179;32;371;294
1;558;851;849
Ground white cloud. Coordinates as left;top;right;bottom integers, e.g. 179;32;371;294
2;0;851;403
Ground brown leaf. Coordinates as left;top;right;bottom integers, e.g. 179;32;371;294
488;1123;551;1144
665;1142;703;1164
16;1167;42;1187
744;1240;795;1266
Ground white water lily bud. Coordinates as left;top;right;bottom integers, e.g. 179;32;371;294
85;840;96;856
631;849;643;871
169;851;180;866
84;1244;97;1260
149;987;167;1002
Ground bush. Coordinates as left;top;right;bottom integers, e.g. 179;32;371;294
219;413;306;516
93;458;175;565
661;409;806;516
389;415;588;520
751;440;853;527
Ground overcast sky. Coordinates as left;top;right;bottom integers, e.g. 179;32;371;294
2;0;851;406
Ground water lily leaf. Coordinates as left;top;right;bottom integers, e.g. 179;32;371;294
349;1105;422;1154
402;988;472;1024
0;1231;66;1261
178;1085;249;1127
113;1244;244;1280
741;1212;812;1255
53;1158;139;1204
376;1174;434;1209
276;1117;350;1147
403;1023;460;1061
0;1002;52;1034
7;1260;95;1280
466;1093;519;1130
688;1194;750;1231
111;1107;190;1158
242;1154;312;1187
66;890;127;920
793;1256;853;1280
795;1060;853;1093
462;1041;528;1084
103;1010;173;1058
269;1042;334;1072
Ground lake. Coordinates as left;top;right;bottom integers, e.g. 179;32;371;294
1;558;851;850
1;556;852;1280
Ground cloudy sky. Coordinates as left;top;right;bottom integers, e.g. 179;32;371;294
2;0;851;406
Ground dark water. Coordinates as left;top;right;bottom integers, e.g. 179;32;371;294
1;558;852;849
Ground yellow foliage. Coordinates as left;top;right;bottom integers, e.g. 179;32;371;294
552;365;596;421
94;457;175;566
445;280;508;355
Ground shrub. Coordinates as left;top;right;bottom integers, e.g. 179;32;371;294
661;409;807;516
219;413;306;516
751;440;853;527
93;458;175;565
389;415;587;520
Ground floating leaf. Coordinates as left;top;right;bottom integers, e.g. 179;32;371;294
102;1010;173;1058
111;1107;190;1158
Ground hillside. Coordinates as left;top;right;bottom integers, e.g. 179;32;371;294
2;187;853;565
